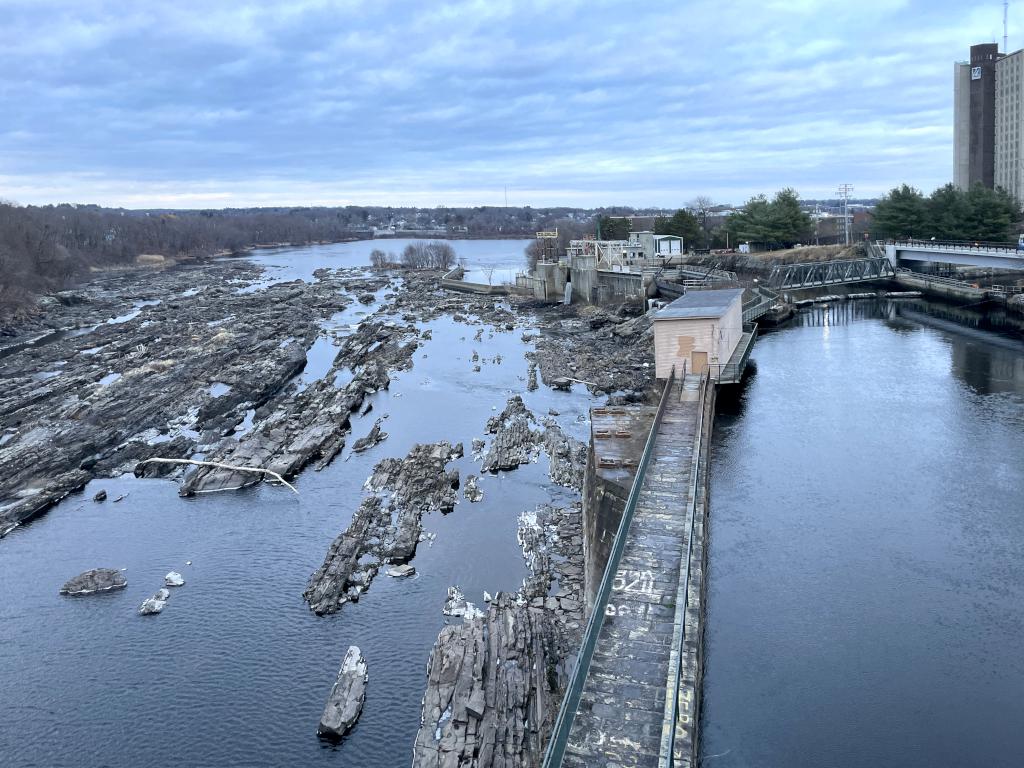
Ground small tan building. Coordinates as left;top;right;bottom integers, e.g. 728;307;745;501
652;288;744;379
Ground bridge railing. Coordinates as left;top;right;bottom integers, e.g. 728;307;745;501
541;364;679;768
894;267;982;291
658;368;710;767
892;238;1023;254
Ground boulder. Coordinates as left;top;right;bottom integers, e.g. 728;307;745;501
318;646;368;740
164;571;185;587
60;568;126;596
93;490;107;502
139;588;170;615
464;474;483;502
387;564;416;578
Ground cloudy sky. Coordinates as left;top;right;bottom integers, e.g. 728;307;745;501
0;0;1016;208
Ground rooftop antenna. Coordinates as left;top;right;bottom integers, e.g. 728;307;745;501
1005;0;1009;53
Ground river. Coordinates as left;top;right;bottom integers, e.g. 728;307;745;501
0;239;597;767
701;299;1024;767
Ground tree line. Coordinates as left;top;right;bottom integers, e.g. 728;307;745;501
369;242;456;270
869;183;1021;242
0;202;383;323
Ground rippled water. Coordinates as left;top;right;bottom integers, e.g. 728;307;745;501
0;240;591;767
701;300;1024;767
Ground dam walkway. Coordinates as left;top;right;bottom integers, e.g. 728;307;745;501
544;368;712;768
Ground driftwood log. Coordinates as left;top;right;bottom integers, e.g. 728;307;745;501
137;458;299;494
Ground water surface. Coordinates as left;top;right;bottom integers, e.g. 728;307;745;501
701;300;1024;767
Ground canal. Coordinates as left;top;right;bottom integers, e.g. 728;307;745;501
701;300;1024;767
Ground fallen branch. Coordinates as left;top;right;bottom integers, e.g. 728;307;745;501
138;458;299;494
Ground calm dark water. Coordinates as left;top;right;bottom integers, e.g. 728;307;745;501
701;300;1024;767
0;240;590;767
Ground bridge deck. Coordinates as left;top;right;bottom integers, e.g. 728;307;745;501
563;381;701;767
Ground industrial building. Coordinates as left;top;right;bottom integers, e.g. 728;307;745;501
953;41;1024;199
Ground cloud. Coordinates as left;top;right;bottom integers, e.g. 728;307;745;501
0;0;1001;207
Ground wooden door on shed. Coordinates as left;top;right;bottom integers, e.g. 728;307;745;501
691;350;708;374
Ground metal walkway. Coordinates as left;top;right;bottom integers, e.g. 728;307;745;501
544;369;709;768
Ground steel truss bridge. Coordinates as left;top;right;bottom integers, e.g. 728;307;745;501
768;257;895;290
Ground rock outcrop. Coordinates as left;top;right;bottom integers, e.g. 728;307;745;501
412;502;586;767
139;588;170;615
463;475;483;502
164;571;185;587
481;396;540;472
60;568;127;596
304;441;462;615
412;594;564;768
351;418;388;453
318;646;368;740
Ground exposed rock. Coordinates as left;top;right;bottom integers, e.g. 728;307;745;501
318;645;368;740
139;588;170;615
93;490;107;502
550;376;572;391
164;571;185;587
542;424;586;492
305;442;461;615
60;568;126;596
413;496;587;767
351;418;388;453
481;396;541;473
388;564;416;578
463;475;483;502
412;593;562;768
526;361;538;391
442;585;483;620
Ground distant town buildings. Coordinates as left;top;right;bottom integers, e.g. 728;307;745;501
954;42;1024;199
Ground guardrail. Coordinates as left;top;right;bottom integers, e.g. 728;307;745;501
541;365;679;768
894;268;982;290
990;284;1024;295
657;368;710;767
892;238;1022;253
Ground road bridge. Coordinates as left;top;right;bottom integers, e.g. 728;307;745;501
887;240;1024;270
544;368;713;768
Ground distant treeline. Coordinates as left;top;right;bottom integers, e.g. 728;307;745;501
0;202;632;325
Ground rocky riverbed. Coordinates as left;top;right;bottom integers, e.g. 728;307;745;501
1;247;655;766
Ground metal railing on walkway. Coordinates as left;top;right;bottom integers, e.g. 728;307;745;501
742;285;778;322
541;365;679;768
709;324;758;384
658;368;710;767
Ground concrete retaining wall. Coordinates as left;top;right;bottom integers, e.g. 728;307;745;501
440;279;508;295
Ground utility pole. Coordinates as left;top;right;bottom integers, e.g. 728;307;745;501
1004;0;1009;53
837;184;854;246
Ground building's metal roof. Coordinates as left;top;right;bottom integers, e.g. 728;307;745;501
653;288;744;320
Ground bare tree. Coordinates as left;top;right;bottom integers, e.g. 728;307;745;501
687;196;714;248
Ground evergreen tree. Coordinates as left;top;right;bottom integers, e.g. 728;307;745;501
724;189;811;247
870;185;928;239
597;215;630;240
655;209;701;246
